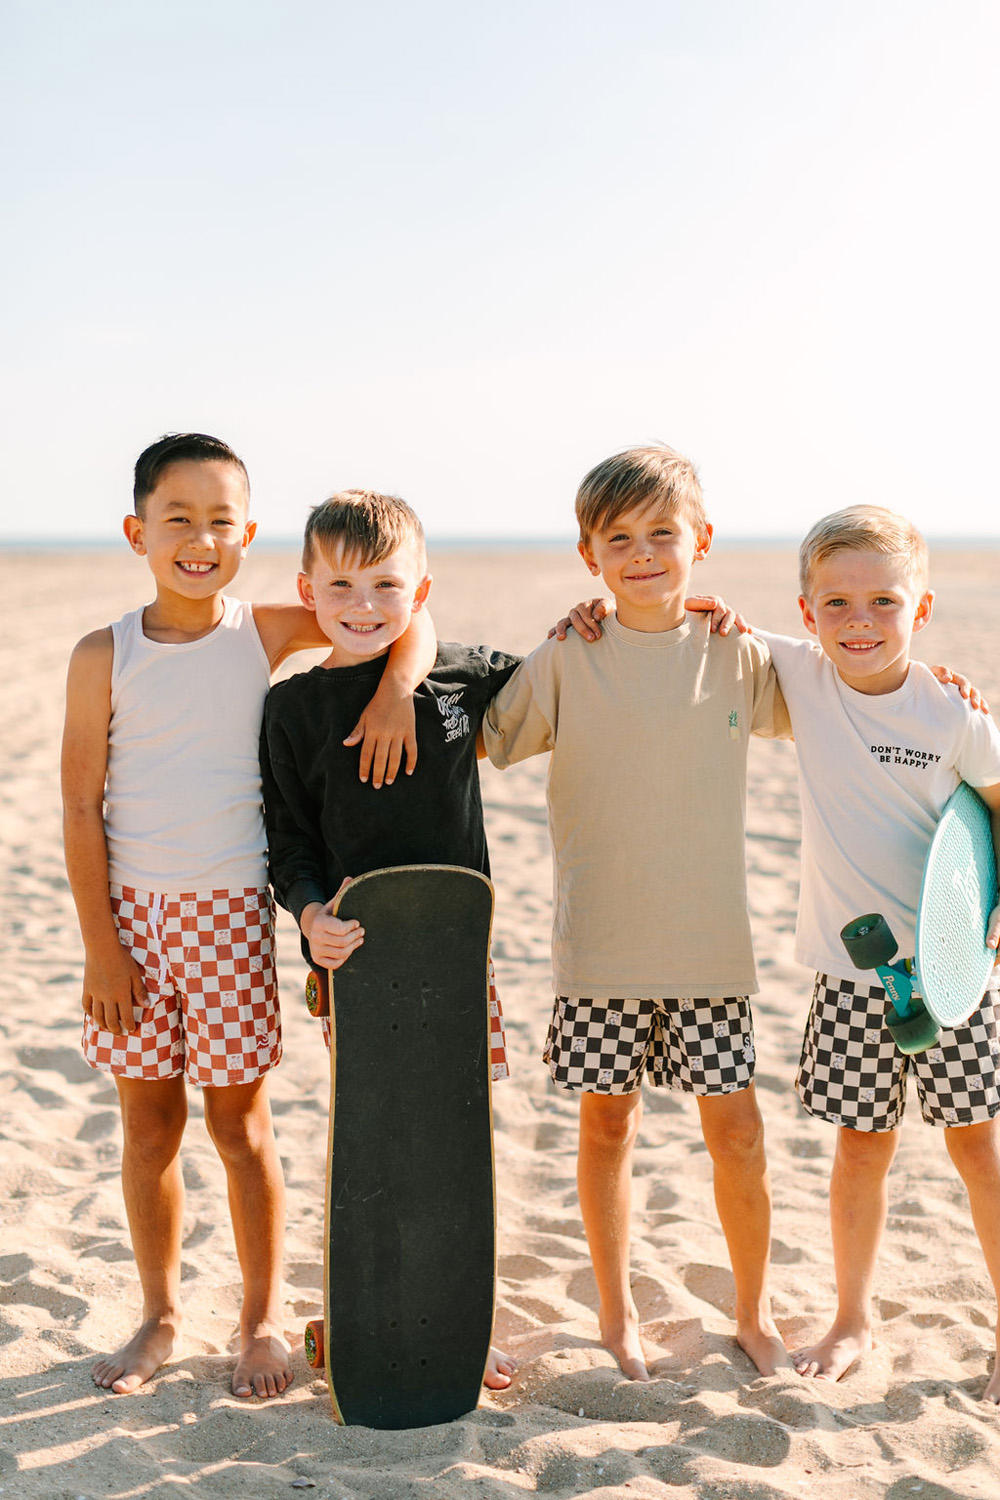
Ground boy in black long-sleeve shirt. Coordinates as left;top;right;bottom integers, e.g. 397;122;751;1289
259;488;520;1391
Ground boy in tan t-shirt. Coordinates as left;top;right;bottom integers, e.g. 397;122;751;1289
483;444;791;1380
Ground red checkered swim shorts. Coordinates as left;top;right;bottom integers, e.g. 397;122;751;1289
82;886;281;1087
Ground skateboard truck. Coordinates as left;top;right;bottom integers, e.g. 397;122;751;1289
840;913;941;1055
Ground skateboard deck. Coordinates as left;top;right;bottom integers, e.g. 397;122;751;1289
915;781;998;1029
841;783;998;1052
305;864;497;1428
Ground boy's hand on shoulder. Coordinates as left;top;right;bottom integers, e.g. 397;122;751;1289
684;596;751;636
930;664;990;713
548;598;613;642
301;891;365;970
82;944;146;1035
343;689;417;787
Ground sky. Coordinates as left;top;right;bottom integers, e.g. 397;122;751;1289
2;0;998;542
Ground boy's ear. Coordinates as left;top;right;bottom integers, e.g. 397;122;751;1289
577;539;601;577
296;572;317;612
242;519;257;553
693;522;713;561
411;573;433;613
798;594;819;636
912;589;934;633
123;514;145;555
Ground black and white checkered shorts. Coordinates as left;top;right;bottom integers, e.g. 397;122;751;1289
796;973;1000;1130
545;994;755;1095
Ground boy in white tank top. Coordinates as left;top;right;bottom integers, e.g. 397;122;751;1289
61;433;435;1399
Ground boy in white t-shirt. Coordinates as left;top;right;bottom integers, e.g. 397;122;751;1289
62;434;433;1399
758;506;1000;1402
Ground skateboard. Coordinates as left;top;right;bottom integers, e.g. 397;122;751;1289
303;864;497;1428
841;782;998;1053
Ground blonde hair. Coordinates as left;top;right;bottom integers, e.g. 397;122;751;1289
302;489;426;573
799;505;929;597
575;444;708;544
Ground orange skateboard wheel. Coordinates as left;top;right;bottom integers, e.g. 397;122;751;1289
304;1318;325;1368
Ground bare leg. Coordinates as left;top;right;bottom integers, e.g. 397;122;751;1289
794;1124;898;1381
577;1090;649;1380
944;1118;1000;1404
204;1078;292;1398
93;1076;187;1393
697;1084;790;1375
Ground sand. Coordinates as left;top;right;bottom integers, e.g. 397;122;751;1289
3;542;1000;1499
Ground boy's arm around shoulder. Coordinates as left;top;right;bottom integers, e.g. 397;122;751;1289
61;629;146;1035
730;627;792;741
252;601;438;788
481;637;561;769
343;606;438;787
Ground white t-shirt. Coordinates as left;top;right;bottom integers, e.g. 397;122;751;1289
760;631;1000;981
105;596;271;893
483;613;789;998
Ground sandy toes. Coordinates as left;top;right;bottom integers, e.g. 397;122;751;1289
484;1344;518;1390
736;1321;793;1376
793;1324;873;1382
92;1316;180;1394
232;1332;293;1399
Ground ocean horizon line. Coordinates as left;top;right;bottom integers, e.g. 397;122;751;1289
4;532;1000;553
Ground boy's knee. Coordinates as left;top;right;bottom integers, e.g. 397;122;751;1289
945;1119;1000;1178
579;1091;642;1150
203;1084;272;1159
117;1079;187;1156
698;1090;764;1162
707;1114;764;1164
835;1124;897;1171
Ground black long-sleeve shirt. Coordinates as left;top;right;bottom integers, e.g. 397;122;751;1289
260;642;522;923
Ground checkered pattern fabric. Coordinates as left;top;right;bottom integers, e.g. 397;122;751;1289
545;994;755;1095
82;886;280;1087
320;955;509;1080
487;958;509;1081
796;973;1000;1130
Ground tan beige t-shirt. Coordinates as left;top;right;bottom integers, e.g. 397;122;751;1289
483;613;789;998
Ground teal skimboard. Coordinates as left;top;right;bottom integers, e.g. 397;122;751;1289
841;783;998;1054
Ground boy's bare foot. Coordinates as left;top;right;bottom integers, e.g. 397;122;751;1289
92;1315;180;1394
736;1318;793;1376
981;1361;1000;1405
232;1328;293;1399
483;1345;517;1390
793;1322;873;1382
600;1312;651;1382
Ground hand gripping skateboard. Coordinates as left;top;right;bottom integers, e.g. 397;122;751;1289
841;783;998;1054
303;865;497;1428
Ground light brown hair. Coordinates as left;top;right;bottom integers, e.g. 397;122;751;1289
799;505;929;597
574;444;708;544
302;489;426;573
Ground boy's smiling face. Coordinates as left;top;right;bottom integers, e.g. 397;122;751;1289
579;501;712;632
124;459;254;602
298;538;431;666
799;549;933;695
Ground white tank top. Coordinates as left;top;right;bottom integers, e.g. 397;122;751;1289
105;596;271;893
